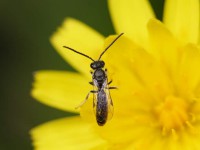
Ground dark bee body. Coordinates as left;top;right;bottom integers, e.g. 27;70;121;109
96;89;108;126
63;33;124;126
92;67;108;126
92;65;106;88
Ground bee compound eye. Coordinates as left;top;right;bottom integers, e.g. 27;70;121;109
101;61;105;67
90;62;97;69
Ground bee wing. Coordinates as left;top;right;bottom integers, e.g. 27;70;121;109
92;80;98;115
105;81;114;121
92;78;114;123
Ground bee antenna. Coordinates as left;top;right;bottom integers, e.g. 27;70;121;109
63;46;95;62
98;33;124;60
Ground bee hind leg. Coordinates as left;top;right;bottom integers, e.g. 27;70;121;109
75;90;97;109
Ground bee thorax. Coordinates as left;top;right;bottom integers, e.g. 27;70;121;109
93;69;106;81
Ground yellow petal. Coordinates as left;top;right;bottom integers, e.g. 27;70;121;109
30;117;108;150
178;44;200;97
108;0;155;47
50;18;105;76
163;0;200;44
103;34;174;106
103;35;143;92
180;130;200;150
147;19;180;79
94;114;157;147
31;70;91;113
147;18;179;57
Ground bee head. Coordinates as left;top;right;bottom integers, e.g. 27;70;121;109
90;61;105;70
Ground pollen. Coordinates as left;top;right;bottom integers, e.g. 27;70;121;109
154;95;192;135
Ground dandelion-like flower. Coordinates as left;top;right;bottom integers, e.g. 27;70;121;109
31;0;200;149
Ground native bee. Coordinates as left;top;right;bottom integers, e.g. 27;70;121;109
63;33;124;126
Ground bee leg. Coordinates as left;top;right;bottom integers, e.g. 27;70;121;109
93;94;96;108
108;80;112;85
89;81;93;85
108;86;117;90
105;68;116;89
105;69;113;85
75;90;97;109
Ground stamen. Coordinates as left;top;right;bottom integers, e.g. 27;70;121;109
185;121;196;134
171;129;178;140
154;95;194;136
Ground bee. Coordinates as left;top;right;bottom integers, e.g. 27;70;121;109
63;33;124;126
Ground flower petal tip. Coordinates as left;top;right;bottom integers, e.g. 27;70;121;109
147;18;163;29
147;18;172;37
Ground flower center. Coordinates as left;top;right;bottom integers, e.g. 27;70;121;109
154;96;189;133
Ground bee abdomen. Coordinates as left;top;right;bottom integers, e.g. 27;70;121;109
96;91;108;126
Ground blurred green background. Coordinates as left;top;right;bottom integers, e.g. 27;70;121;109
0;0;163;149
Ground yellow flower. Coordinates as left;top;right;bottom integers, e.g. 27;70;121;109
31;0;200;149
